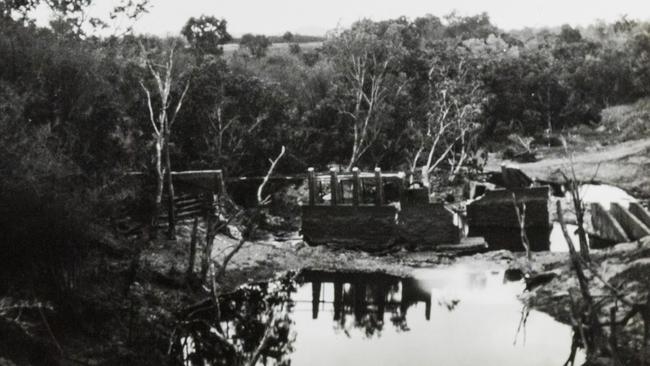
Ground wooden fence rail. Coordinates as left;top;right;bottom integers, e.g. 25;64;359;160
305;167;405;207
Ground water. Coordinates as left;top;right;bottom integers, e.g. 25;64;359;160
177;266;585;365
573;184;636;210
290;267;584;366
175;184;640;364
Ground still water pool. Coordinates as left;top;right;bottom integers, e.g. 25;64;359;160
182;265;585;366
289;266;584;366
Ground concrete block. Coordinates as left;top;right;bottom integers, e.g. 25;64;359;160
467;187;551;228
590;203;629;243
610;202;650;240
629;202;650;229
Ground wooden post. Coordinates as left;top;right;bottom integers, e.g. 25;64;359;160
201;193;217;282
374;167;384;206
330;168;338;206
311;281;321;319
186;217;199;280
333;281;343;322
307;168;316;206
166;171;176;240
352;167;360;206
214;170;225;216
397;171;405;203
215;170;226;197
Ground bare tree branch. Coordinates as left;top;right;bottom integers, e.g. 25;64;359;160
257;146;286;205
170;80;191;128
139;81;160;136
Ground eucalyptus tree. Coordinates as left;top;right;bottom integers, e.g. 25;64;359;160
406;40;484;187
324;19;409;170
139;40;190;237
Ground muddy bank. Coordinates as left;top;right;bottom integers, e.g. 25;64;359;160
180;230;514;293
509;237;650;364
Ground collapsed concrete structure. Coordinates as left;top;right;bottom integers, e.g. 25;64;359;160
589;201;650;247
466;186;553;251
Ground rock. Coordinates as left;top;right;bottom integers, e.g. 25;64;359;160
524;271;557;291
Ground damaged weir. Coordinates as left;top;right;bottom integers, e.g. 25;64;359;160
300;167;482;251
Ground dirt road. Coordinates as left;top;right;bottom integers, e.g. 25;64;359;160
488;137;650;198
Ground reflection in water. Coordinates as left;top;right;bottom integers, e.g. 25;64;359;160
170;273;297;366
291;266;586;366
299;271;435;337
573;184;636;210
174;266;586;366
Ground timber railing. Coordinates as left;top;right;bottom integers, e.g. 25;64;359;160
306;167;405;207
161;170;227;228
123;170;228;229
302;167;411;249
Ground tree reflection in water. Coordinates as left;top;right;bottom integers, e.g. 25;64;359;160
299;271;445;338
170;272;297;366
171;270;468;365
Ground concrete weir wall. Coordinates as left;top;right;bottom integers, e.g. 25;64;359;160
610;202;650;240
301;169;462;250
301;205;399;250
629;202;650;230
466;187;552;229
466;187;552;252
301;195;461;250
590;203;630;243
398;202;459;246
587;201;650;244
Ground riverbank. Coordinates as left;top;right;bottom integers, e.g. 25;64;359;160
511;237;650;365
4;213;648;365
200;227;650;365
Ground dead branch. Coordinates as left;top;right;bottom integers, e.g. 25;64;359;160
139;81;160;136
557;201;594;306
512;193;532;263
247;309;276;366
257;146;286;205
169;80;191;127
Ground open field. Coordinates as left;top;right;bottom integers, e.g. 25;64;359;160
222;41;323;56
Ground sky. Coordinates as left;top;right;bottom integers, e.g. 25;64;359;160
34;0;650;37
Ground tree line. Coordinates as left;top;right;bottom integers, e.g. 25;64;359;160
2;9;650;188
2;3;650;362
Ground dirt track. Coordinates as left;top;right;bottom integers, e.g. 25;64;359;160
488;137;650;198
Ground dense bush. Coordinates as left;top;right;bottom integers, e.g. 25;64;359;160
1;8;650;282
